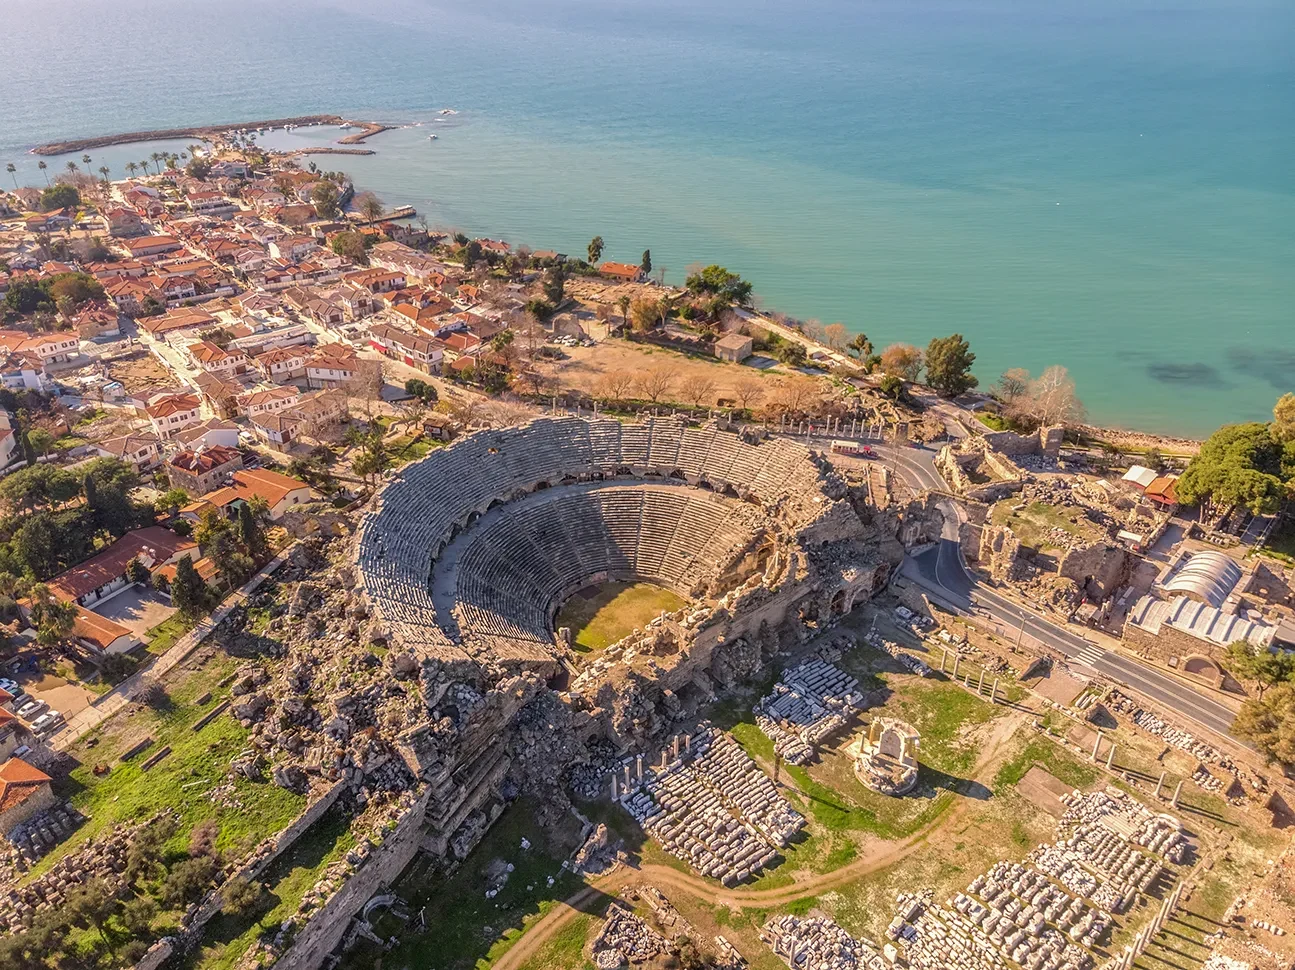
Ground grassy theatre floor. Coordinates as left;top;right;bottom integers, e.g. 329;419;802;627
555;582;687;652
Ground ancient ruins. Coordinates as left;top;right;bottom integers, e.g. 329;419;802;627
754;651;868;765
619;724;803;885
853;718;921;796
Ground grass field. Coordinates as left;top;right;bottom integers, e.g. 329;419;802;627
339;799;587;970
181;803;357;970
29;647;305;883
143;612;196;655
555;581;687;652
990;500;1104;552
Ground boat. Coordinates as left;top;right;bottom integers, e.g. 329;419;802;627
428;134;438;140
439;108;458;115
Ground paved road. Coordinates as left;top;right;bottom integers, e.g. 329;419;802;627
803;433;1239;740
905;513;1238;739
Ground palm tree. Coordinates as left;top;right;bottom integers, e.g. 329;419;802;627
98;165;110;184
38;160;48;185
81;154;92;167
150;152;162;174
140;159;150;178
179;152;188;162
126;161;138;179
66;161;78;174
165;155;178;171
5;163;16;189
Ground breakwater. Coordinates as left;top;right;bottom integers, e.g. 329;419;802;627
30;114;354;155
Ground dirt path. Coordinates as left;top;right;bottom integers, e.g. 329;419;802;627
494;709;1031;970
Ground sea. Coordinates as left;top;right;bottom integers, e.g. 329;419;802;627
3;0;1292;438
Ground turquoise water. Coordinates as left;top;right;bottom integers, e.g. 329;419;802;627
3;0;1292;437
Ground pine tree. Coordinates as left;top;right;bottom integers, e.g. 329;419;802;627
171;555;205;617
238;502;267;561
83;473;99;513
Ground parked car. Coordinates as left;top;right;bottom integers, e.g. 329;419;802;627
30;711;64;738
0;677;23;696
16;698;48;721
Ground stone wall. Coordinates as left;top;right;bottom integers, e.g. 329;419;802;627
964;523;1022;582
266;787;433;970
128;784;348;970
1056;542;1131;601
981;425;1063;458
1122;619;1224;671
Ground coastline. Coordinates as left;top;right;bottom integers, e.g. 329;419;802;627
28;114;393;156
21;115;1223;448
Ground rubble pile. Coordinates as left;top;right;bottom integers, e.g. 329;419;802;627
590;904;670;969
1201;956;1253;970
220;542;424;804
761;913;887;970
712;934;748;970
2;802;85;868
1058;790;1189;865
889;785;1193;970
1106;692;1269;797
638;884;694;938
865;630;935;677
754;657;868;764
568;739;623;800
620;726;803;886
0;811;175;934
571;823;620;876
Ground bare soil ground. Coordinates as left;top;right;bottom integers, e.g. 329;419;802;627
1017;765;1072;818
106;353;175;393
537;339;777;407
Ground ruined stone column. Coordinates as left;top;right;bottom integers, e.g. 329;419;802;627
1154;772;1165;798
636;754;643;781
1172;780;1183;808
1091;730;1103;760
673;735;681;758
1105;744;1116;771
952;654;961;678
684;734;691;753
611;776;619;800
940;647;948;672
977;669;985;693
991;678;1000;703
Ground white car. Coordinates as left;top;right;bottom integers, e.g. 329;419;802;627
30;711;64;738
16;698;48;721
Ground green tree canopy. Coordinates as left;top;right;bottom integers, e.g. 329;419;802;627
925;334;979;397
587;235;604;264
684;264;752;304
47;271;105;310
40;183;80;211
311;180;340;218
171;554;207;617
1274;392;1295;443
1233;682;1295;767
330;231;368;262
543;263;566;306
1223;640;1294;700
1175;422;1294;515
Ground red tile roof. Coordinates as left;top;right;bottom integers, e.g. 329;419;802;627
48;527;197;602
0;758;53;814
